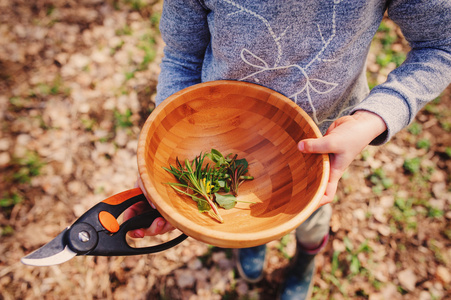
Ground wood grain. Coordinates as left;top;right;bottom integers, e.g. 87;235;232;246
137;80;330;248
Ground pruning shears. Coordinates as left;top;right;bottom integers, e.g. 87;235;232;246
21;188;187;266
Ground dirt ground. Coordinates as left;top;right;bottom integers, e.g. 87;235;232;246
1;1;450;299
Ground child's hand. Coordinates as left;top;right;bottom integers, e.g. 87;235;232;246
123;177;175;238
298;111;387;208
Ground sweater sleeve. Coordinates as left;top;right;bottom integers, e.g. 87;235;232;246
155;0;210;106
352;0;451;145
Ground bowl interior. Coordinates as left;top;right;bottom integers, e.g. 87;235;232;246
137;81;329;248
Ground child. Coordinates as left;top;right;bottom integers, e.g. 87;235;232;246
127;1;451;298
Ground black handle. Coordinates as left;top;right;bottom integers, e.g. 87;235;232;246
86;210;188;256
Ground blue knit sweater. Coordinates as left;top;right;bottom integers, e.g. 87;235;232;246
155;0;451;144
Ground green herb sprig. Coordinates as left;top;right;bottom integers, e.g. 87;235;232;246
163;149;254;223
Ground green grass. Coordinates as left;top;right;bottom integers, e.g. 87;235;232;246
391;196;418;232
367;167;394;195
9;96;32;111
416;138;431;150
403;157;421;174
315;238;376;299
10;151;44;184
407;122;422;136
276;234;292;259
29;75;70;98
81;118;96;131
123;31;158;79
0;225;15;236
445;147;451;158
375;21;406;68
137;33;157;71
367;19;407;89
124;0;147;11
424;95;451;132
316;15;451;300
114;109;134;129
150;11;161;28
0;192;24;227
0;192;23;216
428;239;448;265
343;237;372;277
115;24;133;36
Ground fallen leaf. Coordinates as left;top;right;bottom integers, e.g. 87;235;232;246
398;269;417;292
436;266;451;284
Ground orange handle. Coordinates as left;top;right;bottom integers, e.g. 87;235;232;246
101;188;143;205
99;211;120;233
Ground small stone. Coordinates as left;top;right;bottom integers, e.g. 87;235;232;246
16;133;32;145
211;251;233;270
380;283;400;299
332;239;346;252
115;129;129;148
369;294;385;300
70;53;91;69
194;268;209;290
67;180;86;195
429;169;446;182
235;281;249;296
210;271;228;294
188;258;203;271
91;49;109;64
432;182;446;199
133;275;147;292
371;206;387;223
175;269;196;289
397;268;417;292
436;266;451;284
0;152;10;166
377;224;391;237
353;208;366;221
418;291;432;300
379;195;394;208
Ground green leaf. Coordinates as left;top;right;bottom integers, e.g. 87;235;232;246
235;158;249;171
166;184;211;212
197;199;211;212
350;256;361;275
206;148;232;167
206;149;222;162
403;157;421;174
356;240;371;253
331;250;340;275
214;193;237;210
218;180;230;192
343;236;353;252
163;150;254;223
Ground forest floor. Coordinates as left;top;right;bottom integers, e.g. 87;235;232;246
0;1;450;299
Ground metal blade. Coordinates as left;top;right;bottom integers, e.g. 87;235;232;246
21;228;77;266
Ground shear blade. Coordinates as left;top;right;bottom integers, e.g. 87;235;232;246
21;228;77;266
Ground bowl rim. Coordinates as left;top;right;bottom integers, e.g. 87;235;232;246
137;80;330;248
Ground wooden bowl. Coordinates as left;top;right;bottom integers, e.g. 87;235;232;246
137;81;329;248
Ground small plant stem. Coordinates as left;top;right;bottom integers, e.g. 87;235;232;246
203;194;223;223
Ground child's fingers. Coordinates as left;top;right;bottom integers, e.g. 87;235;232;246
124;201;152;238
129;228;145;238
128;215;175;237
298;136;342;154
126;176;176;237
139;217;175;236
123;201;151;220
127;216;164;238
160;220;176;235
316;174;339;209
